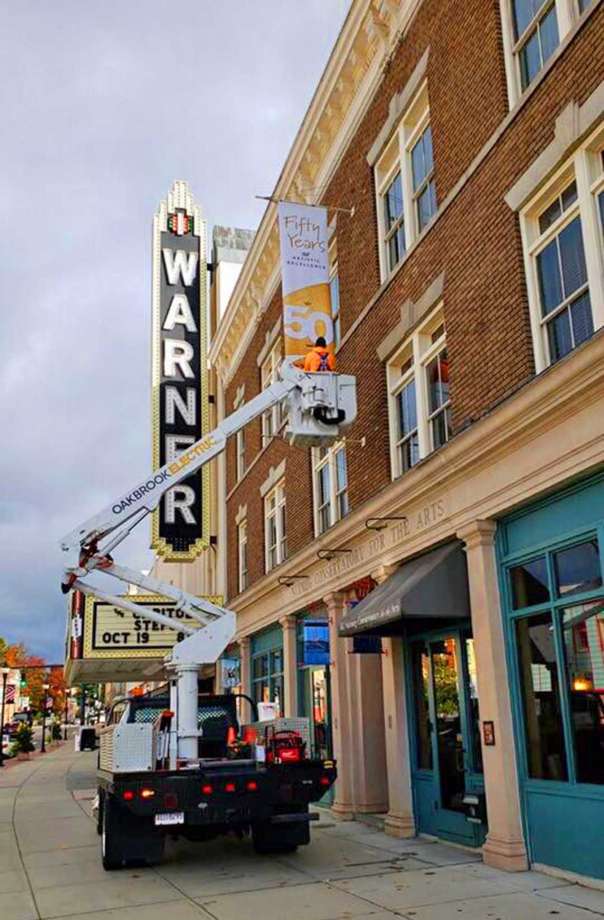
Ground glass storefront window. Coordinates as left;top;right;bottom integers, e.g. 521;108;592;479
516;612;568;781
412;644;433;770
562;601;604;785
251;649;283;715
465;638;483;773
510;556;550;608
554;539;602;598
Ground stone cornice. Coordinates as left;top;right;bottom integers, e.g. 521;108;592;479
209;0;422;387
231;329;604;636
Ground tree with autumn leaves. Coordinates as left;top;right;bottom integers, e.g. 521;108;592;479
0;638;67;715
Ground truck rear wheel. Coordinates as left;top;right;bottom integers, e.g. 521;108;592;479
101;794;164;870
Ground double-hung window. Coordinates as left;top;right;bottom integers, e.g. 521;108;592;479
512;0;559;91
264;481;287;572
424;326;451;450
383;171;406;273
392;354;419;475
237;519;248;593
375;83;437;280
329;236;341;349
411;124;436;233
234;389;246;482
312;442;349;536
521;131;604;371
260;340;282;443
387;307;452;479
502;0;596;105
236;428;245;481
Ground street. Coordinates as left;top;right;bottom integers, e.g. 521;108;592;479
1;745;604;920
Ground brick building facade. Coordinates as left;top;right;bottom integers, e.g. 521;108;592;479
210;0;604;882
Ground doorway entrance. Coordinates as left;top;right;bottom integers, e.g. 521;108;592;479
408;629;486;846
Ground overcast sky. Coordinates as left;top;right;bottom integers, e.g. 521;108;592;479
0;1;350;663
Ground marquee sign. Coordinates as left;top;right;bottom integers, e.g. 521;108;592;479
64;590;224;684
151;180;210;561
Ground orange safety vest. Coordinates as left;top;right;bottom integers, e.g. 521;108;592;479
303;347;336;373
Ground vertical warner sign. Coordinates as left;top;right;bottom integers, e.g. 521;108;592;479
151;181;209;560
278;202;332;358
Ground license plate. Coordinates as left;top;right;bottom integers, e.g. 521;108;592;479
154;812;184;826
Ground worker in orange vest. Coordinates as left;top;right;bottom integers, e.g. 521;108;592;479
301;336;336;372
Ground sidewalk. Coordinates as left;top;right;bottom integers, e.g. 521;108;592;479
1;745;603;920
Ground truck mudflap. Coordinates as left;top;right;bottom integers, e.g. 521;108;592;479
270;812;320;824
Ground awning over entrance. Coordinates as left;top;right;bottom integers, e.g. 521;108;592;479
338;540;470;637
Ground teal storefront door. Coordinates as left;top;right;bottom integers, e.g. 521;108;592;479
499;475;604;880
408;628;486;846
297;614;334;804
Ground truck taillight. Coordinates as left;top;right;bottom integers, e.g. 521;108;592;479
140;788;155;799
245;780;258;792
279;747;302;763
224;782;236;793
201;783;213;795
122;790;135;801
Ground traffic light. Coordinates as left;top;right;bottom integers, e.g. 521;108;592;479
19;673;27;690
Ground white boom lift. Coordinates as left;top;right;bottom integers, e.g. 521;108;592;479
61;358;356;764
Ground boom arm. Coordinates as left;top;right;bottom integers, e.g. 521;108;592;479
61;358;356;765
60;359;356;641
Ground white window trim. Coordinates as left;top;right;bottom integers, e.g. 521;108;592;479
386;304;449;480
237;519;248;593
328;234;341;350
236;428;245;482
499;0;585;109
233;386;246;483
264;480;287;573
519;125;604;372
375;81;436;282
311;441;349;537
260;339;282;444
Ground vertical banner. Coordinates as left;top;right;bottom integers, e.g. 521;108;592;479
151;181;210;561
278;202;332;359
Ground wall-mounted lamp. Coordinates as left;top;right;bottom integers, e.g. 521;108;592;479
316;548;353;561
365;516;408;532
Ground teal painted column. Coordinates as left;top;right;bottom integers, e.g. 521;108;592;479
458;520;529;872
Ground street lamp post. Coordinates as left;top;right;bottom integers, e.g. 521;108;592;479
63;690;69;741
0;667;10;768
41;682;50;754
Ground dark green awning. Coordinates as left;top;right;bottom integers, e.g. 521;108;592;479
338;541;470;637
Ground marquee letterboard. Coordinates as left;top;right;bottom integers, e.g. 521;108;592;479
151;181;210;560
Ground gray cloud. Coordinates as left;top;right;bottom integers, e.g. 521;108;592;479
0;0;349;661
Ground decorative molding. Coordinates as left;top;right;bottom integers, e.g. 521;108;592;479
260;459;287;498
505;82;604;212
376;271;445;361
209;0;420;387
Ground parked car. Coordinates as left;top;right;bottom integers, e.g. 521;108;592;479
3;712;32;738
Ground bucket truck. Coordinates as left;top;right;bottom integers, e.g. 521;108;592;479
60;358;356;869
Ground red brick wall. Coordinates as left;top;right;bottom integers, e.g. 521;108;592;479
223;1;604;601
